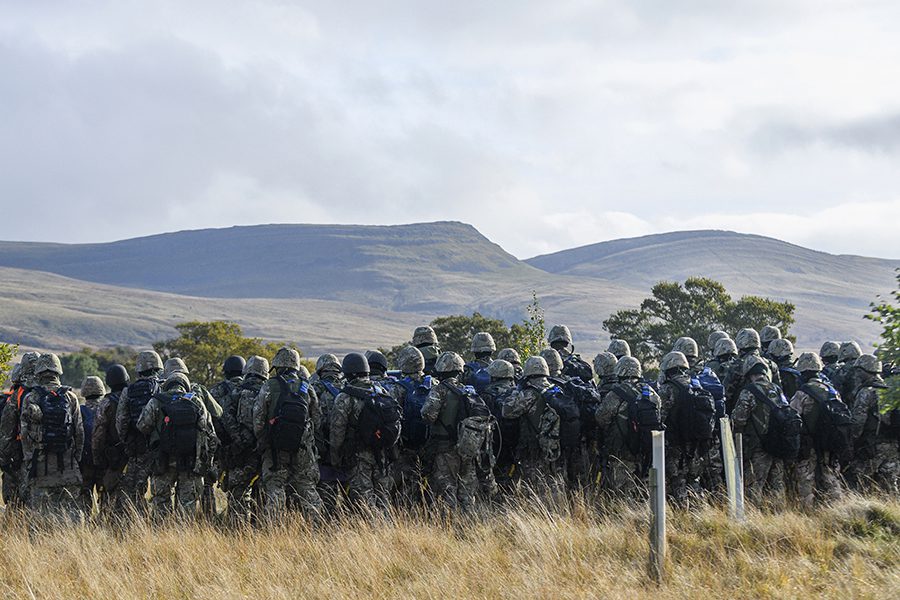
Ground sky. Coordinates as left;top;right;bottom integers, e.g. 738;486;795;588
1;0;899;259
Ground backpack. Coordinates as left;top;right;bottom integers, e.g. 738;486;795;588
801;381;852;458
127;378;159;427
270;376;311;453
346;384;402;452
80;404;96;466
562;353;594;385
395;376;433;450
668;379;716;445
464;362;492;394
695;367;726;419
544;381;582;450
441;381;491;462
482;383;519;467
36;387;74;456
157;392;200;464
747;383;802;460
613;383;661;460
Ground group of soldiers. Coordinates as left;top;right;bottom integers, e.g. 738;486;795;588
0;322;897;523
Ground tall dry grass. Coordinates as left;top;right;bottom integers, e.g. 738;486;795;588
0;493;897;599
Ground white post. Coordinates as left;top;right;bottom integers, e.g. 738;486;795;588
648;430;666;583
734;433;745;521
720;417;745;522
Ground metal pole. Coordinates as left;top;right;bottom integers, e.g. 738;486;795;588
649;430;666;583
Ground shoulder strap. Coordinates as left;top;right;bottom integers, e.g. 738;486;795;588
321;379;342;398
612;384;638;404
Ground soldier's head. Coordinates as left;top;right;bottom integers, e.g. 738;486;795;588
434;351;465;381
398;346;425;377
35;353;63;382
672;337;699;369
243;355;270;381
136;350;164;378
714;338;738;362
487;359;515;383
364;350;389;377
81;375;106;400
8;363;23;387
271;346;301;377
539;348;563;377
223;355;246;379
18;351;40;387
707;331;730;355
854;354;883;382
470;332;496;360
315;353;342;379
735;328;761;355
412;326;438;348
496;348;521;370
759;325;782;351
742;355;771;383
819;341;840;365
548;325;573;353
342;353;370;381
795;352;823;381
607;339;631;359
105;364;130;393
163;372;191;393
838;341;862;364
659;351;689;381
614;356;642;381
523;356;550;381
163;357;189;379
593;352;618;379
767;338;794;365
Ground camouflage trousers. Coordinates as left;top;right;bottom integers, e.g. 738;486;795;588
854;441;899;494
28;484;84;523
117;452;154;514
261;449;322;521
345;451;393;511
391;449;428;506
665;443;713;501
1;463;25;510
601;454;645;500
80;463;100;516
97;467;124;517
150;469;202;518
226;452;260;524
429;448;477;512
743;449;785;503
475;454;498;500
794;452;843;510
514;455;565;504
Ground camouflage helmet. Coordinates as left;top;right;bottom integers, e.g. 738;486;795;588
854;354;882;375
735;328;761;352
795;352;824;373
81;375;106;398
315;353;341;374
136;350;163;374
8;363;23;384
760;325;782;345
548;325;572;345
672;337;699;359
163;371;191;391
707;331;730;352
742;355;771;378
838;341;862;363
659;351;689;373
243;355;270;379
614;356;642;379
768;338;794;360
714;338;738;358
471;332;497;354
398;346;425;374
412;326;438;347
819;341;840;361
523;356;550;378
496;347;521;366
539;348;563;375
487;359;515;380
272;346;301;370
593;352;618;377
163;357;189;377
434;351;465;375
18;351;40;380
35;353;63;376
299;365;311;379
607;339;631;358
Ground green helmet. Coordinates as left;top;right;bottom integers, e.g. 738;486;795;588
768;338;794;360
35;353;63;376
660;351;689;373
136;350;163;374
795;352;823;373
735;328;760;352
607;339;631;358
839;341;862;363
243;355;270;379
672;337;699;359
593;352;618;377
539;348;563;375
398;346;425;375
548;325;572;345
434;351;465;375
742;355;770;378
707;331;730;352
18;352;40;381
164;372;191;391
315;353;341;374
496;347;521;366
299;365;311;379
714;338;738;359
819;341;840;362
163;357;189;378
412;326;438;347
614;356;642;379
760;325;782;345
471;332;496;354
523;356;550;378
272;347;301;370
487;359;515;380
80;376;106;398
854;354;882;375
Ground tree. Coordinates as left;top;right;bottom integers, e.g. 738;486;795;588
866;269;900;409
0;342;17;389
511;291;546;360
60;352;102;388
153;321;293;387
603;277;796;366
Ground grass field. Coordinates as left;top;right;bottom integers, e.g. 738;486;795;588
1;494;897;599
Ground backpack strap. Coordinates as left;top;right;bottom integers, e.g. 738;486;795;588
321;379;342;398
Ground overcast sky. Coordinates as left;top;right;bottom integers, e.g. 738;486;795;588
2;1;899;259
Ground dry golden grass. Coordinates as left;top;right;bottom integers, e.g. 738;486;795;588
1;494;897;599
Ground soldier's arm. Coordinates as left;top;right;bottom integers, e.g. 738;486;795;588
308;386;321;432
329;393;351;464
199;386;223;419
71;392;84;461
252;384;270;439
421;387;444;424
594;392;620;429
136;398;159;435
502;388;534;419
730;391;754;432
115;387;130;439
91;400;110;466
658;384;676;424
220;391;243;444
850;388;873;440
0;401;18;463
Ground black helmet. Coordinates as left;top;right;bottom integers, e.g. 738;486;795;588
342;353;370;377
105;364;130;390
223;355;246;377
364;350;388;374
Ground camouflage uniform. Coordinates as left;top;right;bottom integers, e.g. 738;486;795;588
78;376;105;515
0;352;39;510
481;362;518;493
850;356;898;493
309;354;345;514
20;354;85;521
389;347;432;505
209;372;244;497
464;337;499;499
832;342;863;407
705;338;737;381
92;386;128;517
724;329;781;414
497;348;524;381
413;326;441;377
657;352;706;501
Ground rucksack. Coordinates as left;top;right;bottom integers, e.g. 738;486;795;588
801;381;852;458
613;383;661;460
544;381;582;450
36;387;74;456
694;367;726;419
464;362;492;394
441;381;492;462
80;404;96;466
346;384;402;452
127;378;159;427
482;383;519;466
270;376;311;453
668;379;716;445
157;392;200;464
747;383;802;460
562;353;594;386
395;376;433;450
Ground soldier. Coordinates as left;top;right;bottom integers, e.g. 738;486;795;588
91;364;129;517
209;355;246;503
78;375;105;515
760;325;782;357
833;342;863;405
116;350;164;514
463;332;495;393
390;346;434;504
481;359;519;493
790;352;849;509
0;351;39;510
706;331;731;361
364;350;393;385
593;352;618;395
594;357;662;499
221;355;269;524
769;339;800;399
136;371;215;518
20;353;85;521
253;347;322;520
412;326;441;377
706;338;737;380
548;325;594;385
330;353;400;511
497;348;524;381
607;339;632;360
421;351;483;512
819;341;841;383
850;354;898;493
672;337;702;375
723;329;781;413
309;353;345;514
